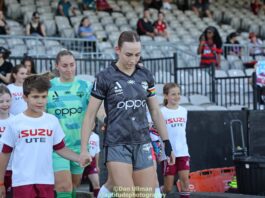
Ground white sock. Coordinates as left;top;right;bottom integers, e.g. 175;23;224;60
154;187;162;198
97;185;113;198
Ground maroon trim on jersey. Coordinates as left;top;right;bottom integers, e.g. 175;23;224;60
2;144;13;153
53;140;65;150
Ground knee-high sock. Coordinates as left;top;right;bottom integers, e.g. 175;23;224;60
72;188;76;198
56;192;72;198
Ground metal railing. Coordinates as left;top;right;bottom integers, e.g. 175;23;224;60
7;47;258;109
215;76;253;108
0;35;98;57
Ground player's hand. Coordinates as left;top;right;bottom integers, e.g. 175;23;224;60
0;185;6;198
79;151;92;168
96;166;100;173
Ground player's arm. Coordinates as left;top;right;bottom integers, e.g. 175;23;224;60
54;141;90;167
80;96;103;165
147;96;168;141
0;73;11;84
55;144;79;163
147;96;175;164
0;145;12;198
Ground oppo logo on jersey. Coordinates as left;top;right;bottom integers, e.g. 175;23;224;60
55;107;82;116
117;100;146;110
19;129;53;138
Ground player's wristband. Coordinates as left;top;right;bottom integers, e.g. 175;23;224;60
0;181;4;186
163;140;172;157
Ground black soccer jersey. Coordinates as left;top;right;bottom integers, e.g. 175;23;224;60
92;62;156;146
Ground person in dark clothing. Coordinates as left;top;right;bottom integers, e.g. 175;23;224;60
192;0;212;18
0;47;13;84
144;0;163;11
137;9;156;38
224;32;241;59
26;12;46;36
80;31;174;198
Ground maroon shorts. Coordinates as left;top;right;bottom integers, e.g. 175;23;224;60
13;184;54;198
4;170;12;193
162;156;190;176
83;157;98;176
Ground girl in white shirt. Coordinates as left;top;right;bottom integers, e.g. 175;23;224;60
7;64;28;115
0;85;13;196
161;83;190;198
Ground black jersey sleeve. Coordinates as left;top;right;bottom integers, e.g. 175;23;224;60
91;72;108;100
146;70;156;98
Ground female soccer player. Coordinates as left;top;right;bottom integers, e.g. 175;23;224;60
80;31;174;197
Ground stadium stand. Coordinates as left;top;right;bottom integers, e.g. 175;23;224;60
0;0;263;110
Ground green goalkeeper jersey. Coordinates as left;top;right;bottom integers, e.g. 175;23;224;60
46;77;92;152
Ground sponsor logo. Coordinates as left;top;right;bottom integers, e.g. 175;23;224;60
127;80;135;84
141;81;148;90
52;91;59;101
114;82;123;95
19;129;53;143
142;143;151;152
19;129;53;138
117;100;146;110
25;137;46;143
55;107;82;116
166;117;186;127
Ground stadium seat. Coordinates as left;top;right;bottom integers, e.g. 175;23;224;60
215;70;228;78
25;39;43;49
184;105;205;111
245;68;254;76
231;60;243;70
10;45;27;56
228;69;245;77
205;105;227;111
44;20;56;36
227;105;245;111
98;42;112;52
189;94;212;106
179;96;190;105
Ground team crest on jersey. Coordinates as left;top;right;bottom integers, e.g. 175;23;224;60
77;91;85;98
127;80;135;84
141;81;148;91
114;82;123;95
